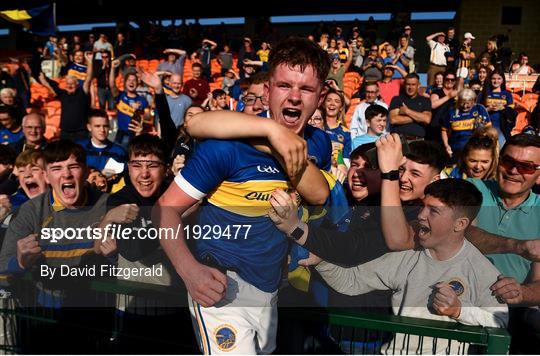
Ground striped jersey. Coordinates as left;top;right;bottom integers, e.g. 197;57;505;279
176;139;292;292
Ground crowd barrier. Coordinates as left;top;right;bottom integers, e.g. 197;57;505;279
0;273;510;354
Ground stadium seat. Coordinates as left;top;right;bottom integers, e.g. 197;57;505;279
344;98;363;129
522;93;539;112
512;110;530;135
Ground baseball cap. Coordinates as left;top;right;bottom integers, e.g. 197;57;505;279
330;53;340;61
464;32;476;40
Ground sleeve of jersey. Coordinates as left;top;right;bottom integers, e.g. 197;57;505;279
174;140;235;200
479;105;491;124
342;132;352;159
317;130;332;171
442;110;452;130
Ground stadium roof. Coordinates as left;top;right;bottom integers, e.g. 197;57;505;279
1;0;461;25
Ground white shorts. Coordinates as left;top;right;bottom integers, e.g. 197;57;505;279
188;271;278;354
456;67;469;79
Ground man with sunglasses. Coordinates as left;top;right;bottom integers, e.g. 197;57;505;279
470;134;540;353
379;133;540;353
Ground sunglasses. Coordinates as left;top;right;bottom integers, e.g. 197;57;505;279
500;155;540;175
444;77;456;82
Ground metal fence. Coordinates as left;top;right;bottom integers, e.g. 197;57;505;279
0;276;511;354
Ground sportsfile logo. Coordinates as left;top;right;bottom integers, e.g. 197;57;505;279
256;165;280;174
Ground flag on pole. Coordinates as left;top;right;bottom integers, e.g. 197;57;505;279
0;4;56;36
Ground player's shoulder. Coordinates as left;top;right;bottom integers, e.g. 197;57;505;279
191;139;252;162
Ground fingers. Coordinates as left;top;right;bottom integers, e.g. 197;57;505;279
490;276;515;292
298;253;322;267
210;268;228;289
270;189;296;219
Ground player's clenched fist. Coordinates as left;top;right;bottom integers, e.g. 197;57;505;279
17;234;43;269
432;282;461;319
184;262;228;307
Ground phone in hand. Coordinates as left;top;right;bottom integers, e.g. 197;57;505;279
364;134;410;170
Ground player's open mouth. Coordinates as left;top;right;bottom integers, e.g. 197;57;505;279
61;183;76;198
282;108;301;123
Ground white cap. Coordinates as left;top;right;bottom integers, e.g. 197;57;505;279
464;32;475;40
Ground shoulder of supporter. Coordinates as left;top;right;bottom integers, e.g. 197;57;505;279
389;95;404;110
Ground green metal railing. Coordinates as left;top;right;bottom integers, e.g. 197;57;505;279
0;276;511;354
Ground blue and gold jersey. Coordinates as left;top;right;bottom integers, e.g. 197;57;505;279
304;125;332;171
176;139;292;293
477;90;514;131
66;63;87;85
0;127;23;145
115;92;149;132
442;104;491;152
324;124;352;160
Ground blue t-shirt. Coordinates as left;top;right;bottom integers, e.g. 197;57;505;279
115;92;149;132
0;127;23;145
442;104;491;152
352;133;380;150
176;139;291;292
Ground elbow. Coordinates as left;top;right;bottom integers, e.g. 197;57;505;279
306;186;330;206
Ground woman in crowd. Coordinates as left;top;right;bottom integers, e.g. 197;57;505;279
428;70;458;142
445;127;498;179
422;71;444;98
480;38;500;70
322;89;352;169
478;69;515;144
170;105;203;176
442;88;491;158
476;65;491;90
327;38;338;55
308;108;325;130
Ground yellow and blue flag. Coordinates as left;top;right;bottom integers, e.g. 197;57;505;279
0;4;56;36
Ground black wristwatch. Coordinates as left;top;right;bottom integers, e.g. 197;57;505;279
381;170;400;181
288;223;306;241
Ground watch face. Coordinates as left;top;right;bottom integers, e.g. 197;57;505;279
290;226;304;240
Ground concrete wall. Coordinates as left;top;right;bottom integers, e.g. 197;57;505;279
456;0;540;65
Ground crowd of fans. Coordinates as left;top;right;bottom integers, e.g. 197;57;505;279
0;19;539;354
